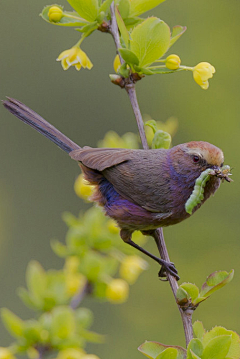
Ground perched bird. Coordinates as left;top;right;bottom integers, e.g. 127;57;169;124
3;98;229;280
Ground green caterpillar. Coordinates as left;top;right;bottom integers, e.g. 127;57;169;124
185;168;214;215
185;165;231;214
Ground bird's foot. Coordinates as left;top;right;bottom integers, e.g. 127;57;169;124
158;260;180;281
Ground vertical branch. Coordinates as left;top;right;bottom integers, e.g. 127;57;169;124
109;1;193;347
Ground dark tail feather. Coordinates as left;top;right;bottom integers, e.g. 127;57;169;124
3;98;80;153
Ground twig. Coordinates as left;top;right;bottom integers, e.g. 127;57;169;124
70;281;91;310
109;1;193;347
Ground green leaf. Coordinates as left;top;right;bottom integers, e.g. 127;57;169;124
67;0;99;22
129;0;166;17
116;7;130;47
1;308;24;337
202;327;240;359
99;0;113;14
176;287;189;306
51;239;68;257
51;306;75;340
200;270;234;298
26;261;46;299
76;21;98;35
169;25;187;47
187;339;203;359
202;335;231;359
145;120;158;134
180;283;199;302
130;17;170;67
75;308;93;329
119;48;139;65
78;328;105;343
41;6;88;26
118;0;130;19
152;130;171;149
189;350;201;359
134;66;154;75
23;320;42;344
138;341;186;359
156;348;178;359
193;321;206;341
118;63;130;78
124;17;144;30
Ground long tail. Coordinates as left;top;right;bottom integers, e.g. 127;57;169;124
2;98;80;153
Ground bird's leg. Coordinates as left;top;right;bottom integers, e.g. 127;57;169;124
143;229;180;281
120;229;179;280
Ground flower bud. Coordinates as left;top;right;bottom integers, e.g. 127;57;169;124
120;256;148;284
107;219;119;234
56;348;85;359
106;279;129;303
0;348;15;359
165;54;181;70
74;174;94;201
48;6;63;22
193;62;215;90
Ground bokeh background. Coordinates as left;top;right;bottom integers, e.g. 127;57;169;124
0;0;240;358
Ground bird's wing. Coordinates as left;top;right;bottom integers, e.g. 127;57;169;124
69;147;133;171
70;147;171;214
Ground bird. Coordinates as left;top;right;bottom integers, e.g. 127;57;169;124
3;98;229;280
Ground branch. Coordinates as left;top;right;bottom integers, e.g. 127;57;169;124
109;1;193;347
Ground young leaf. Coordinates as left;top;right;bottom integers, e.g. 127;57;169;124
169;26;187;47
118;0;130;19
202;335;231;359
152;130;171;149
130;17;170;67
145;120;158;134
180;283;199;302
193;321;206;341
115;7;130;48
51;306;75;340
99;0;113;14
26;261;47;299
200;270;234;298
156;348;178;359
119;48;139;65
202;327;240;359
67;0;99;22
41;6;88;26
138;341;186;359
129;0;166;17
1;308;24;337
176;287;189;306
187;339;203;359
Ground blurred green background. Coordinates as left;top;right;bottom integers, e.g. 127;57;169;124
0;0;239;358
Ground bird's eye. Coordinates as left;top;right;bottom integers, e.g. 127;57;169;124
193;155;200;163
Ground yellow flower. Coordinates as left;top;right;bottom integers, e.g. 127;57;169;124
57;47;93;71
56;349;86;359
113;55;121;73
120;255;148;284
107;219;119;234
165;54;181;70
66;273;87;296
0;348;16;359
82;356;100;359
193;62;215;90
106;279;129;303
48;6;63;22
74;174;94;201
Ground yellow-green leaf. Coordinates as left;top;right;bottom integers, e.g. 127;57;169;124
1;308;24;337
67;0;99;22
130;17;170;67
129;0;166;17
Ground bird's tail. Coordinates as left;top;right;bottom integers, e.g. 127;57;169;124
3;98;80;153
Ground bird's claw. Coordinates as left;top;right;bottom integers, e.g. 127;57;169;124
158;260;180;281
